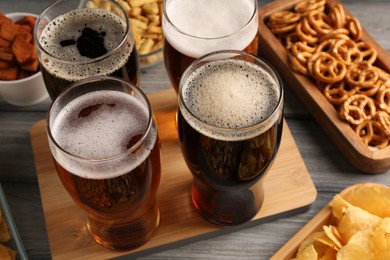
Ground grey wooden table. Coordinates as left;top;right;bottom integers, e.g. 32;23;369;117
0;0;390;259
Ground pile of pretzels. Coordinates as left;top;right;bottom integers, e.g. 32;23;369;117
267;0;390;150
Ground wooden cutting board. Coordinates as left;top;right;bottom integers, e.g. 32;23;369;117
30;88;317;260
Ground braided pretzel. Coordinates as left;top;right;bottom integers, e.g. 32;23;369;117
355;120;389;149
340;94;376;125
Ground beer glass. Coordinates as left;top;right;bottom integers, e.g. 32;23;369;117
178;50;284;225
34;0;139;100
47;76;161;250
162;0;259;93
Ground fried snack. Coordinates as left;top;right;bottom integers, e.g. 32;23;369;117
267;0;390;149
87;0;163;64
0;13;39;81
292;183;390;260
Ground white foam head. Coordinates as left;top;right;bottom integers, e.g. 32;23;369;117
38;8;133;81
163;0;258;58
49;90;157;179
180;59;282;141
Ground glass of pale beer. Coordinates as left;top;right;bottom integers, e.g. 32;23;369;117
177;50;284;225
47;76;161;250
34;0;139;100
162;0;259;93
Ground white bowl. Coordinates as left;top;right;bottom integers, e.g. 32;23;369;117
0;12;48;107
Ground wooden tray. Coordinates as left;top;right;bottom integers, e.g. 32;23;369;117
258;0;390;174
30;88;317;260
271;183;381;259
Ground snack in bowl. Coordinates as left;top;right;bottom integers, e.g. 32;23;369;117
85;0;164;68
291;183;390;259
266;0;390;151
0;12;48;106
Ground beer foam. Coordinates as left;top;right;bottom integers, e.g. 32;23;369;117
163;0;258;58
180;59;282;141
39;8;133;81
50;90;157;179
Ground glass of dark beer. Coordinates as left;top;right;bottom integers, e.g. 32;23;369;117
47;76;161;251
34;0;139;100
177;50;284;226
162;0;259;94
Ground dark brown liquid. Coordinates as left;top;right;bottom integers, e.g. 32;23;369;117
53;136;161;250
41;45;139;101
163;33;259;93
177;109;283;225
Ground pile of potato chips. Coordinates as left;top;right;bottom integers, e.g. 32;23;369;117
293;183;390;259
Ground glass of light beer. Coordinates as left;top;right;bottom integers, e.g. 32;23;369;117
162;0;259;93
178;50;284;225
47;76;161;250
34;0;139;100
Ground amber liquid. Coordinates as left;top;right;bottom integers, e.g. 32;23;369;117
53;136;161;251
41;45;139;101
163;34;259;94
177;109;283;225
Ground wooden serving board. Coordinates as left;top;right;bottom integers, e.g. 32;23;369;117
258;0;390;174
30;88;316;260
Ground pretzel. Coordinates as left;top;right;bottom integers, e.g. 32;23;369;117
374;111;390;137
376;87;390;113
309;52;347;84
345;16;362;41
340;94;376;125
355;120;389;149
295;18;319;44
331;38;362;65
356;41;377;64
345;62;379;89
323;81;356;105
328;4;346;29
288;52;310;76
319;28;350;43
285;32;301;50
268;11;301;26
307;10;333;35
294;0;326;15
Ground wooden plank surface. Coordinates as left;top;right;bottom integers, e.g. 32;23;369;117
30;88;316;259
258;0;390;174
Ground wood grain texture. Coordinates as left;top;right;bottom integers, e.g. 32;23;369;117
30;88;316;259
258;0;390;174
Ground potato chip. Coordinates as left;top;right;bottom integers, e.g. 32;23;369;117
343;184;390;218
323;225;343;250
336;243;370;259
293;244;318;260
372;218;390;258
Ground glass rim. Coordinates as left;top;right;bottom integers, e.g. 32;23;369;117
46;75;154;162
162;0;258;41
34;0;132;66
178;49;284;135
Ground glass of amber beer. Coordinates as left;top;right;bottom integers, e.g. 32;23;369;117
34;0;139;100
177;50;284;225
47;76;161;250
162;0;259;93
